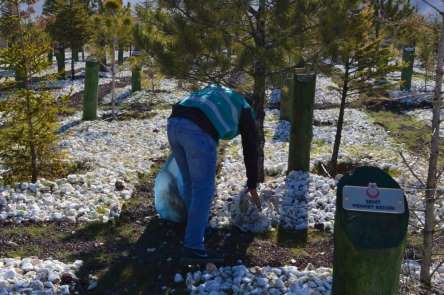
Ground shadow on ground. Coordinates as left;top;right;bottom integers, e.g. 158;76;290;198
74;217;258;294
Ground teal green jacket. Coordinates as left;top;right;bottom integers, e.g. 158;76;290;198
179;84;253;140
171;84;258;188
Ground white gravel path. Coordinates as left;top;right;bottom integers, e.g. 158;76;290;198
0;78;186;224
180;261;444;295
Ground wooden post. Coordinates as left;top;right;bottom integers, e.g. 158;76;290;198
55;46;65;80
72;49;79;62
288;73;316;172
82;56;99;121
131;49;142;92
132;66;142;92
400;47;415;91
118;47;124;65
47;50;53;63
332;166;409;295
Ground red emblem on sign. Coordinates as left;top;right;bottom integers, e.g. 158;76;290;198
366;183;380;199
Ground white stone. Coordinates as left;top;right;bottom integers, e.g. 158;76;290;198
30;280;44;291
2;269;16;280
48;272;60;283
60;183;75;194
59;284;70;294
0;258;80;294
174;273;184;283
21;262;34;272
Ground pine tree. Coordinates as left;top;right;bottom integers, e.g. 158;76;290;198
134;0;321;181
370;0;414;38
417;17;440;91
0;0;65;183
90;0;133;119
117;2;133;64
45;0;92;80
319;1;400;175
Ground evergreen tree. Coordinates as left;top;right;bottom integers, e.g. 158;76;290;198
417;17;440;91
44;0;98;14
370;0;414;38
117;2;133;64
319;1;400;175
0;0;65;183
45;0;92;80
90;0;132;119
134;0;321;181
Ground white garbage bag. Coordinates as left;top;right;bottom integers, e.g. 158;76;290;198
154;155;187;223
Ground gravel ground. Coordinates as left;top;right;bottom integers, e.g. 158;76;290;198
0;80;185;224
0;257;82;294
183;264;332;295
0;78;443;294
405;109;444;137
180;260;444;295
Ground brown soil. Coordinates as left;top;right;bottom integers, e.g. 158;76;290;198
312;160;361;178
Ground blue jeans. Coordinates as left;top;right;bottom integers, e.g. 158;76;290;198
167;117;217;250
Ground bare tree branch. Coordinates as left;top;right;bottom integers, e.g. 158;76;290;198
431;260;444;278
422;0;444;14
400;151;426;187
410;209;426;227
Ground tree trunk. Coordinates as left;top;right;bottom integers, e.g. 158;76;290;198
118;47;124;65
420;13;444;288
425;67;429;91
25;92;38;182
71;49;75;80
55;46;65;80
253;68;266;183
252;1;266;183
330;59;350;176
111;40;117;120
82;48;85;61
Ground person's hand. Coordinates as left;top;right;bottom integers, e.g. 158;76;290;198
248;188;261;210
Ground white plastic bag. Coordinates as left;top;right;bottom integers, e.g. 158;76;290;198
154;155;187;223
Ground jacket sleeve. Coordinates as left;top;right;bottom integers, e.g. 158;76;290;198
239;107;258;189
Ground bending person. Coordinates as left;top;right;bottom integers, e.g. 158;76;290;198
167;84;260;264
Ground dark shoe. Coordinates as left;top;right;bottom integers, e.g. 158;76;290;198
181;247;224;264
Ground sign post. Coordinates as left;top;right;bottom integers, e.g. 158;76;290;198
288;73;316;172
82;56;99;121
400;47;415;91
131;49;142;93
332;166;409;295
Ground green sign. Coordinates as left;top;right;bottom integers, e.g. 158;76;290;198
332;166;409;295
